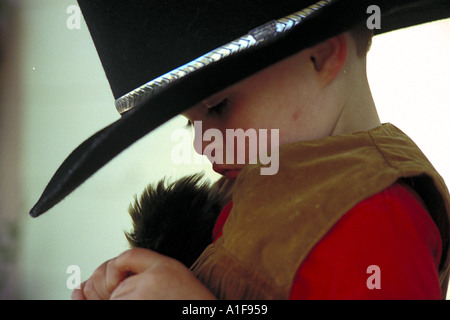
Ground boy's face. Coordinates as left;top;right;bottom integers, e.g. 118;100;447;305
183;44;345;178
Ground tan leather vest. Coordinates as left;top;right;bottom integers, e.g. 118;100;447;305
191;124;450;299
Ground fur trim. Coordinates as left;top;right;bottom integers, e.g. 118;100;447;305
125;173;228;267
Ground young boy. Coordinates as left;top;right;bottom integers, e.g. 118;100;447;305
71;22;449;299
29;1;449;300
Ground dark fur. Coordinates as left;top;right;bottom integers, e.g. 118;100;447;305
125;174;226;268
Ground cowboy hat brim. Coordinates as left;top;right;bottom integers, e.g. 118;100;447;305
30;0;450;217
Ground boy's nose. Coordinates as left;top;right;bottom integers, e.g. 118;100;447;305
192;126;226;164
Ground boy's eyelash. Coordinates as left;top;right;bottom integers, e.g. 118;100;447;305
184;98;229;129
206;98;229;116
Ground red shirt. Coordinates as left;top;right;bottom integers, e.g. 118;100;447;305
212;183;443;299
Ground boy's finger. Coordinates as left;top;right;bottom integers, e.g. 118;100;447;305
71;281;86;300
105;248;161;292
89;261;113;299
82;277;105;300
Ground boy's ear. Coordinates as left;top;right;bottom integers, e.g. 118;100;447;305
309;34;347;85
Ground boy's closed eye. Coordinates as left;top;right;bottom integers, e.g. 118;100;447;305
206;98;229;117
184;97;230;128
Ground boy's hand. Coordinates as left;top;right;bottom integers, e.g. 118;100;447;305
71;247;216;300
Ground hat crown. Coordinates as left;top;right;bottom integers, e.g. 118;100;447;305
78;0;318;100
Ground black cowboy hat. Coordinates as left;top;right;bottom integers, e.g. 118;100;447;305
30;0;450;217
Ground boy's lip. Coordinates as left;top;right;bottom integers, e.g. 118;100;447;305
213;164;241;179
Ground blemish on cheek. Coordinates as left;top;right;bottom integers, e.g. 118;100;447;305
292;110;300;121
